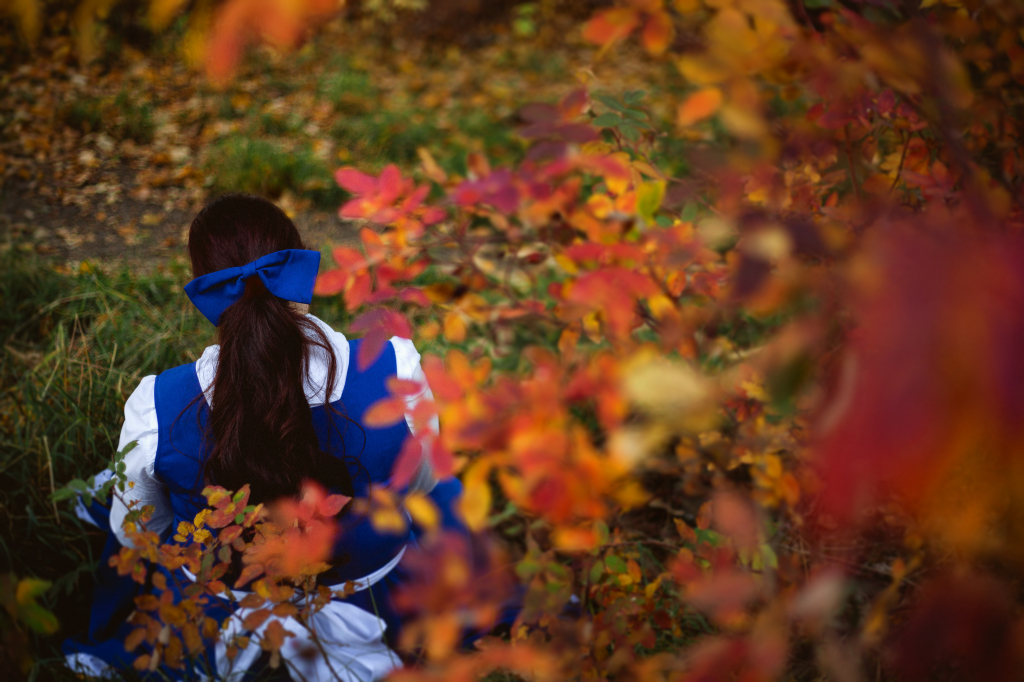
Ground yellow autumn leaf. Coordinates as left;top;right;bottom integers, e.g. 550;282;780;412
148;0;189;30
459;462;493;531
405;492;440;533
443;311;467;343
720;102;768;138
3;0;41;42
637;180;666;224
676;55;730;85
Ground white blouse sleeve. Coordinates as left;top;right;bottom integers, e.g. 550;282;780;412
109;376;174;547
390;337;439;493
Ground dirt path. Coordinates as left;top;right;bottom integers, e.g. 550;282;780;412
2;183;357;275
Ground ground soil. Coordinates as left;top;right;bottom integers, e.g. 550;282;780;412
1;181;358;275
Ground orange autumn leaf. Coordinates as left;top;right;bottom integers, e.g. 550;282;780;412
387;376;424;397
641;11;674;56
678;88;723;126
363;396;407;428
206;0;339;83
582;7;641;50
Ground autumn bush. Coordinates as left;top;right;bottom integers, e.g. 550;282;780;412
5;0;1024;679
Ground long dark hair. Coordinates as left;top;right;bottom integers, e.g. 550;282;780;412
187;194;352;503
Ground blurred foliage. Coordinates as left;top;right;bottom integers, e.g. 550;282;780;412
5;0;1024;680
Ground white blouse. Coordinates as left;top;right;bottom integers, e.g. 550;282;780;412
110;315;437;548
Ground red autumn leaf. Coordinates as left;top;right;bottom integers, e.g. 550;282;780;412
401;184;430;214
346;273;373;310
313;269;348;296
389;436;424;491
711;491;759;551
559;88;591;119
317;494;351;518
206;508;236;529
399;287;431;307
377;164;404;204
429;439;455;479
218;525;243;544
814;229;1024;524
364;396;408;428
565;267;659;339
332;246;367;270
358;329;389;372
203;486;231;508
335;167;377;194
350;309;414;370
582;7;640;48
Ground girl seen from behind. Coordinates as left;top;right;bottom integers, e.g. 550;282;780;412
63;194;468;681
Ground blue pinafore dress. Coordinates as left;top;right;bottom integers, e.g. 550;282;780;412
63;338;467;679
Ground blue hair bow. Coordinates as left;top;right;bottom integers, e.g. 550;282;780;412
184;249;321;326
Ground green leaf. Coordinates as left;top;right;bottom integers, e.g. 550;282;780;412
588;559;605;584
619;124;641;142
593;113;622;128
760;543;779;570
624;90;646;105
604;554;628;574
695;528;722;547
594;94;627;112
19;603;59;634
515;557;541;581
51;489;76;502
118;440;139;458
116;461;126;474
67;479;88;493
623;108;647;122
83;492;92;507
681;203;698;222
655;215;673;227
16;578;51;601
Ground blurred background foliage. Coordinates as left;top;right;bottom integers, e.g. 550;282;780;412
4;0;1024;680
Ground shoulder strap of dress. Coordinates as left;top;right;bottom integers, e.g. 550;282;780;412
153;362;202;419
152;362;206;487
340;338;397;417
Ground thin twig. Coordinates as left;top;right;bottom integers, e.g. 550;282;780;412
43;436;60;525
889;131;912;193
844;125;862;201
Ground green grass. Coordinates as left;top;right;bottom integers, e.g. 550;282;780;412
60;91;155;143
0;249;211;671
205;135;346;208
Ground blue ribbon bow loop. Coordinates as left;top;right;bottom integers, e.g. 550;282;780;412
184;249;322;326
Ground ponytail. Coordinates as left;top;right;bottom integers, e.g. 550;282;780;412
187;194;352;503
